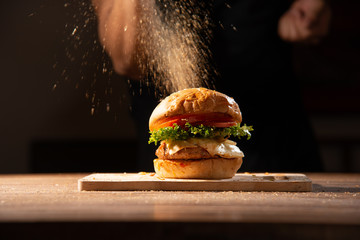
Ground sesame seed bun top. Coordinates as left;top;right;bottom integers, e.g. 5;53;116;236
149;88;242;130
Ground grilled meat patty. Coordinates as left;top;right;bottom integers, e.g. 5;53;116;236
155;141;218;160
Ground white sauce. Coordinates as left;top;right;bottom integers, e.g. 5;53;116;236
165;138;244;158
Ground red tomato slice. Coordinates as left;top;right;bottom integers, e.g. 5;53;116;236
153;113;237;130
156;119;184;129
201;121;237;128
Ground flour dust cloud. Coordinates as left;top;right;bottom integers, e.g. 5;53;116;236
135;0;216;96
45;0;217;116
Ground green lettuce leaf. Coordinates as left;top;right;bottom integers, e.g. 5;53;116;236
148;122;253;145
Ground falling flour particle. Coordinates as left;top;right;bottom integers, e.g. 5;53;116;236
71;26;78;36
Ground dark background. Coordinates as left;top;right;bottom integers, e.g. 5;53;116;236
0;0;359;173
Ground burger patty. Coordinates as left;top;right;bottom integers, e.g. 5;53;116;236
155;141;217;160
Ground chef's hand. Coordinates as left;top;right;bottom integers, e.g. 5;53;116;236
278;0;331;44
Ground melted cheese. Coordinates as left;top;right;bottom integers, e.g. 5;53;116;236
165;138;244;158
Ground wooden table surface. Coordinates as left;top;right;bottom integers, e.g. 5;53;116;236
0;173;359;225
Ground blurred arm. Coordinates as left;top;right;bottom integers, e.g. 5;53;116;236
92;0;141;78
278;0;331;44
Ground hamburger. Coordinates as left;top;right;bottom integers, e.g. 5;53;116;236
148;88;253;179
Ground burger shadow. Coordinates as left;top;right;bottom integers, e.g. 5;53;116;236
312;184;360;193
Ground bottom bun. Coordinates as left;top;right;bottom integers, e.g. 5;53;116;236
153;157;243;179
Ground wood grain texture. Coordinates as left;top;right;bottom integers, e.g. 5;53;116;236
0;173;359;225
78;173;312;192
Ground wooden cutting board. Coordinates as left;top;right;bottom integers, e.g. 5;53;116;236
78;173;312;192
